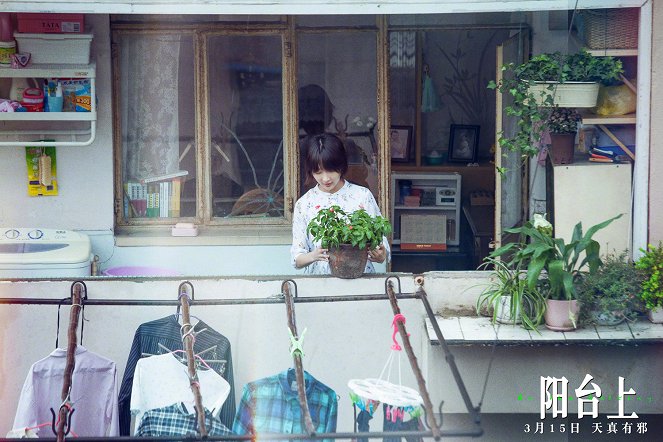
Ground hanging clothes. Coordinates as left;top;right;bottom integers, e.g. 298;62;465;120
12;346;119;437
135;402;233;437
233;368;337;441
382;404;423;442
118;315;236;434
130;352;230;431
355;409;373;442
421;65;441;113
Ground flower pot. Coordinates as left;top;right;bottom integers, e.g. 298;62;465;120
549;133;576;165
528;81;600;108
495;295;522;324
544;299;580;331
328;244;368;279
590;309;626;326
647;306;663;324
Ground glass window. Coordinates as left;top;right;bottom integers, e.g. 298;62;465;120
207;34;284;218
297;31;380;198
117;32;196;220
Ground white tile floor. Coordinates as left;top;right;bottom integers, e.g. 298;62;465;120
425;316;663;345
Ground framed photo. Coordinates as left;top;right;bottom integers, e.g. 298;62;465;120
390;125;413;162
448;124;479;163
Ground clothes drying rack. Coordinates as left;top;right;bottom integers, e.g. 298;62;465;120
0;276;484;440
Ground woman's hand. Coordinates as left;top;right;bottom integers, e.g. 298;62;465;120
368;244;387;263
311;247;329;262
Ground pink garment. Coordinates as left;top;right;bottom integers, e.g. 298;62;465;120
0;99;20;112
12;346;119;437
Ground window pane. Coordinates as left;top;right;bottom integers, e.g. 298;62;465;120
298;31;379;198
117;33;195;220
208;35;284;219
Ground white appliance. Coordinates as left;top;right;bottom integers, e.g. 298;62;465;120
0;228;92;278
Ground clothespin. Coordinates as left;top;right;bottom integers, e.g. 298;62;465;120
288;327;307;357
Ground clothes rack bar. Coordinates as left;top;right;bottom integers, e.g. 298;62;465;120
385;277;441;440
282;280;316;436
178;281;207;436
0;293;419;306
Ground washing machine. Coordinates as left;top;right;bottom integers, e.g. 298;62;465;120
0;228;92;278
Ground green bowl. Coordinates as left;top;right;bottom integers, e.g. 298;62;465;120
424;156;443;165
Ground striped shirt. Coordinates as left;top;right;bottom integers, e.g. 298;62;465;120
118;315;235;434
233;369;337;441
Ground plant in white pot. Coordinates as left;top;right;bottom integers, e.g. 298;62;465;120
475;256;546;330
635;242;663;323
490;213;622;331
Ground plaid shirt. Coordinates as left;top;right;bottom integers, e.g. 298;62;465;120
233;369;337;440
135;402;234;437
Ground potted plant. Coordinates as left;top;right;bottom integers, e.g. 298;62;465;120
488;49;623;159
476;256;546;330
635;242;663;323
547;107;581;165
577;252;644;326
306;205;391;279
490;213;621;331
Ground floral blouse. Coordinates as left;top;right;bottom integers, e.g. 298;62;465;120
290;180;390;275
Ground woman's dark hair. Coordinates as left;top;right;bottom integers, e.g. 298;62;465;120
302;133;348;184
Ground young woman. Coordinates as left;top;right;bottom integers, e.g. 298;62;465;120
291;133;389;274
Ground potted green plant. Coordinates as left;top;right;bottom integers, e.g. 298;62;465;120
577;252;644;326
490;213;622;331
547;107;581;165
306;205;391;279
635;242;663;323
476;256;546;330
488;49;623;159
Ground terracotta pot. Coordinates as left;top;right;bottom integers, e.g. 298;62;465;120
549;133;576;165
544;299;579;331
328;244;368;279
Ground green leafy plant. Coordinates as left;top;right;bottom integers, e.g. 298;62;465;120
547;107;581;134
490;213;622;301
577;252;644;325
635;242;663;310
476;256;546;330
306;205;391;249
487;50;623;159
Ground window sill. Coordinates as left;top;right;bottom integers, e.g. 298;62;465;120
114;225;292;247
426;316;663;346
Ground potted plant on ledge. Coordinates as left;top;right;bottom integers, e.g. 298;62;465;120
547;107;581;165
307;205;391;279
635;242;663;323
488;49;623;159
490;213;621;331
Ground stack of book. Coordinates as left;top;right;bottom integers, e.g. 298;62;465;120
125;170;188;218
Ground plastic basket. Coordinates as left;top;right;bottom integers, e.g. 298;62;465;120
581;8;639;49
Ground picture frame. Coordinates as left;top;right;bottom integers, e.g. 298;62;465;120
390;125;413;162
448;124;479;163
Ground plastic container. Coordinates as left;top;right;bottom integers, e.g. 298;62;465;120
102;266;181;277
0;40;16;65
14;31;92;64
0;12;14;41
17;13;84;34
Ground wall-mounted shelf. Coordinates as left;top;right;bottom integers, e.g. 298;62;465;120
580;112;636;125
0;63;96;147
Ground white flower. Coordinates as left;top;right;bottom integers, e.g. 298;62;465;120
533;213;553;236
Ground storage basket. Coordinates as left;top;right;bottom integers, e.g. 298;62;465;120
581;8;639;49
14;32;92;64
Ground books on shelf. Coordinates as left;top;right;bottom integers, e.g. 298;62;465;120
126;171;185;218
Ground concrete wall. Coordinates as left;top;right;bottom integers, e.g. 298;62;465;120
1;273;661;436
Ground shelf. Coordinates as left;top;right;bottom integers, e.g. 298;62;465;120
394;205;454;211
0;112;96;121
580;112;636;125
0;63;96;78
585;48;638;57
392;163;492;173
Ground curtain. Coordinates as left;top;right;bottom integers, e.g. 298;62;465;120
121;34;181;180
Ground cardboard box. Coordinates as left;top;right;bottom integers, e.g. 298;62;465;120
17;13;85;34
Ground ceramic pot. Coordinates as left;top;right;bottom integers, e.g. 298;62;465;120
528;81;600;108
549;133;576;165
328;244;367;279
590;309;626;326
647;306;663;323
544;299;580;331
495;295;522;324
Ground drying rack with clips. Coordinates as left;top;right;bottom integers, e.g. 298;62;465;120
0;276;484;440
